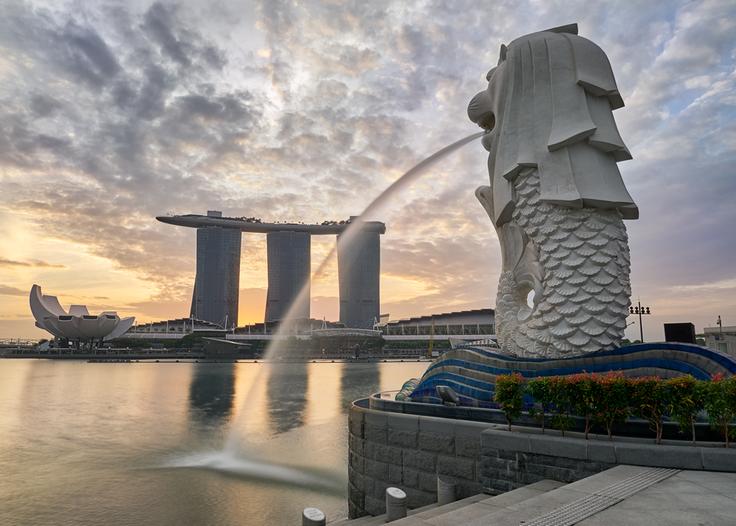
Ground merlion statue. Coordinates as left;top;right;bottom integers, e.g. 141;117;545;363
468;23;637;357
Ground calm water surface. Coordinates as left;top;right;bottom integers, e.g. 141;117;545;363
0;359;427;525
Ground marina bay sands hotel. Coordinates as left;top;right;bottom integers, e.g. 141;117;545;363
157;211;386;330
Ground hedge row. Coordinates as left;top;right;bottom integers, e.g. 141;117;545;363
494;372;736;446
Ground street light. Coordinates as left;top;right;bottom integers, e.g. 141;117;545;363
629;301;652;342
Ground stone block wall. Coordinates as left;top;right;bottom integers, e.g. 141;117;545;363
348;402;736;518
479;430;615;494
348;404;488;518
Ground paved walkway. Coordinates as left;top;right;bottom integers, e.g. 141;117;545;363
333;465;736;525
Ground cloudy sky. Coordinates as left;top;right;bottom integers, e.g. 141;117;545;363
0;0;734;340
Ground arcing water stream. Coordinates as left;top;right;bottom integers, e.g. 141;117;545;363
168;131;484;490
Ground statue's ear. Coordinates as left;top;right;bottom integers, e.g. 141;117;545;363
475;186;494;220
498;44;507;64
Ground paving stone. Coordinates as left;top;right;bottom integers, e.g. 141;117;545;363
349;434;365;456
364;458;389;480
481;429;531;452
701;447;736;472
455;434;481;458
388;413;420;432
364;441;402;465
419;416;457;435
404;487;436;509
349;451;365;472
350;465;366;492
418;470;438;492
403;467;419;488
418;431;454;454
388;463;403;484
528;434;587;460
364;411;388;429
350;410;365;439
437;455;475;481
389;429;418;449
364;495;384;516
456;480;484;499
614;443;703;470
587;440;617;463
364;425;387;444
403;449;437;472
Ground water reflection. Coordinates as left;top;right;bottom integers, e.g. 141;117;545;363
188;363;236;426
266;362;308;434
0;360;431;526
340;362;380;410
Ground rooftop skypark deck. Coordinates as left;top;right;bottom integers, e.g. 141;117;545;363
156;213;387;234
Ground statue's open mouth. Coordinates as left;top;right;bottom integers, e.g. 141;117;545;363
478;111;495;133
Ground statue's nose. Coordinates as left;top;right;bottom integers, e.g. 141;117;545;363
467;90;495;130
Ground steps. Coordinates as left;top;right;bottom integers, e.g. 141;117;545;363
328;479;565;525
331;465;689;525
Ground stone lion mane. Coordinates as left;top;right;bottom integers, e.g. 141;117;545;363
468;23;638;227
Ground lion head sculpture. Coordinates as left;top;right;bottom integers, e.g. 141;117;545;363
468;23;637;227
466;24;638;357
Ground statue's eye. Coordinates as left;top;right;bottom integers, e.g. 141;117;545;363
479;111;495;132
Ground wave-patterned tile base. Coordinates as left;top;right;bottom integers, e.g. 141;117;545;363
409;342;736;407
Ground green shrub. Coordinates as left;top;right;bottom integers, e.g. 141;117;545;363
630;376;669;444
499;371;735;445
527;377;552;433
702;375;736;447
591;373;630;440
494;373;525;431
567;373;598;439
547;376;573;436
665;376;705;443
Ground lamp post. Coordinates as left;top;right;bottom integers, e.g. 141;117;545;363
629;301;652;342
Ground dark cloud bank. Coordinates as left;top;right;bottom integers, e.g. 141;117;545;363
0;0;734;336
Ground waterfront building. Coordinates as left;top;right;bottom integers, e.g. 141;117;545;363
381;308;495;336
190;211;241;329
265;231;311;322
157;212;386;328
704;325;736;356
125;317;225;337
338;225;381;329
29;284;134;344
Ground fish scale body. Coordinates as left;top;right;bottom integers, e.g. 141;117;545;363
495;171;631;357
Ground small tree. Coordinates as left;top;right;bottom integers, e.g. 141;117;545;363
630;376;668;444
567;373;597;439
703;374;736;447
494;373;525;431
592;372;630;440
547;376;573;436
665;376;705;444
527;377;553;433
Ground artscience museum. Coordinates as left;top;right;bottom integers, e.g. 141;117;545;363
29;284;134;344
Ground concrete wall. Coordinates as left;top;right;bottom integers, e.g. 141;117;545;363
349;402;736;518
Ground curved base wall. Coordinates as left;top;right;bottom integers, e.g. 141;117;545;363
410;342;736;406
348;400;736;519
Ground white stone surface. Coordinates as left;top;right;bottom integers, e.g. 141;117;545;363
302;507;326;526
436;477;456;506
386;487;408;522
468;23;636;357
29;284;134;341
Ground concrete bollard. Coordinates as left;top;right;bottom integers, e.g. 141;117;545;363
437;476;457;506
302;507;325;526
385;487;407;522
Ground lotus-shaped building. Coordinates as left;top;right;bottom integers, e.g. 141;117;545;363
29;284;134;342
